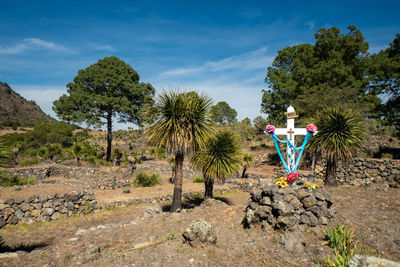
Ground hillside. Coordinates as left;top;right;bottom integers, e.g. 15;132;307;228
0;82;55;128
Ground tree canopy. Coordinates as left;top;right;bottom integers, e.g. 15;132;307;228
53;56;155;160
262;26;379;125
369;34;400;135
210;101;237;125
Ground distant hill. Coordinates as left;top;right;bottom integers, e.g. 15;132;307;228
0;82;55;128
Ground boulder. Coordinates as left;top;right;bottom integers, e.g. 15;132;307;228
182;220;217;247
349;254;400;267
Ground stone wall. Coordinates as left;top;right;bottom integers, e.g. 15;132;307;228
273;158;400;187
6;161;202;190
0;190;96;228
244;183;335;230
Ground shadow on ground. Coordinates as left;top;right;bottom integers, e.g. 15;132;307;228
161;196;232;212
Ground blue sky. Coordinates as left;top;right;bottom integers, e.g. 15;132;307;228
1;0;399;129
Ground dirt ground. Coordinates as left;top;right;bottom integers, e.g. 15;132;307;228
0;184;399;267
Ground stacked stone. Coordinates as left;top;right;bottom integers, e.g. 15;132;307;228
244;184;335;230
0;190;97;228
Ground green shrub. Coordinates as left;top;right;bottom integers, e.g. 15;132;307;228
316;225;373;267
131;172;161;187
192;175;204;183
156;147;166;159
20;159;40;167
123;188;130;193
381;153;393;159
84;156;97;166
0;172;38;187
36;147;48;159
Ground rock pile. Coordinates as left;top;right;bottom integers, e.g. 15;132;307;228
182;220;217;247
0;190;96;228
244;184;335;230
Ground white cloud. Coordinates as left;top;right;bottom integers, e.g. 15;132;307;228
0;38;75;55
161;47;273;76
89;44;116;52
12;85;66;117
305;21;315;30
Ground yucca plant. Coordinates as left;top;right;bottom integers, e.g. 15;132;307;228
308;107;365;186
192;130;242;199
241;153;253;178
145;91;214;211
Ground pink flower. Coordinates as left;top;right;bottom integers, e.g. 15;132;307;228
286;172;299;183
306;124;317;133
266;125;275;133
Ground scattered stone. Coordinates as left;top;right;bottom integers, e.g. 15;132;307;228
42;262;55;267
182;220;217;247
144;204;162;218
75;228;88;235
349;254;400;267
96;225;107;229
67;237;79;242
280;231;306;252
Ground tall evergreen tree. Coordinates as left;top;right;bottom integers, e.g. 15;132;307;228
53;56;155;161
262;26;379;125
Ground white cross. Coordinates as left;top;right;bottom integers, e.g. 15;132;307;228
274;106;307;172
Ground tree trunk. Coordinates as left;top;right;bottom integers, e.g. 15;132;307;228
76;157;80;166
311;154;316;172
241;166;248;178
106;113;112;161
170;165;176;184
325;156;338;186
170;153;184;212
204;175;214;199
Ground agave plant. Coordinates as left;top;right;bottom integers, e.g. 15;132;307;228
308;107;365;186
192;130;242;199
145;91;214;211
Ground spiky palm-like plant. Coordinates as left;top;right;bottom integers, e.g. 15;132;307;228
241;153;253;178
192;130;242;199
308;107;365;186
145;91;214;211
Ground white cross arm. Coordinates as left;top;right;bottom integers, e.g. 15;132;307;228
274;128;307;136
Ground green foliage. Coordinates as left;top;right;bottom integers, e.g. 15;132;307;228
0;174;38;186
309;107;365;162
262;26;378;125
369;34;400;136
47;143;62;160
145;91;214;155
308;107;365;185
210;101;237;125
83;156;97;166
316;225;359;267
192;175;204;183
242;153;253;167
192;130;242;179
53;56;155;161
112;147;122;160
24;122;75;148
163;232;176;241
253;116;268;134
131;172;161;187
156;147;166;159
20;159;40;167
122;188;130;194
36;147;48;159
380;153;393;159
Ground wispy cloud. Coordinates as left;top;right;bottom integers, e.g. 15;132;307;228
161;47;273;76
305;21;315;30
89;44;116;52
0;38;75;55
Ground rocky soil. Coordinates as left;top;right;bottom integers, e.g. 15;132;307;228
0;185;399;267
